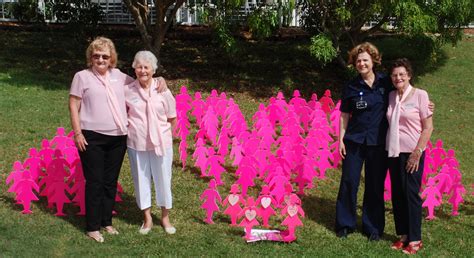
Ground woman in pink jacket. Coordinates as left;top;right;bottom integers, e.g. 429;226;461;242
125;51;177;235
386;58;433;254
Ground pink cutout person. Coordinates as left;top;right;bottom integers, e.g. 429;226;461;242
421;178;442;220
50;127;74;150
222;184;244;226
23;148;45;181
319;89;335;114
256;185;277;227
6;161;25;196
448;181;466;216
281;195;305;242
206;148;226;185
14;170;40;214
239;197;260;240
68;159;86;216
200;179;222;224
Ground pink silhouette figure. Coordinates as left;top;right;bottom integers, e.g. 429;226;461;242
14;170;40;214
191;92;206;125
47;150;71;216
268;167;289;204
216;92;229;119
448;181;466;216
289;90;307;111
421;178;442;220
206;148;226;185
266;97;285;126
307;93;318;110
200;179;222;224
229;137;244;166
68;160;86;215
282;183;301;208
294;157;318;195
315;148;334;179
239;197;260;240
281;195;305;242
202;106;219;145
319;89;335;114
422;148;435;186
434;164;454;194
39;139;55;169
193;138;209;177
384;171;392;201
178;140;188;168
431;139;447;172
217;127;231;157
6;161;25;196
329;100;341;136
23;148;45;181
222;184;244;226
256;185;277;227
176;86;193;114
50;127;74;150
235;164;257;197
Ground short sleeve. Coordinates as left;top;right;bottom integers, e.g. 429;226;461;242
340;85;352;113
69;72;83;98
418;90;432;120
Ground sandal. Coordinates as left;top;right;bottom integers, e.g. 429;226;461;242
104;226;119;235
139;223;152;235
87;231;104;243
402;241;423;255
391;240;407;250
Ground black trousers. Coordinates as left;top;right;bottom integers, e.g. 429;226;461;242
79;130;127;232
335;140;387;236
388;152;424;242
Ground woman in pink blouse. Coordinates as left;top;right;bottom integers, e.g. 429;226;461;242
69;37;134;242
125;51;177;235
386;58;433;254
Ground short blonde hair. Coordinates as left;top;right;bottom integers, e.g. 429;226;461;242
86;37;118;68
132;50;158;73
347;42;382;67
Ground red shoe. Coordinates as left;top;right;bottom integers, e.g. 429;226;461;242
402;241;423;255
391;240;407;250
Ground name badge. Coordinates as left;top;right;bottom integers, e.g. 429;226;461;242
130;97;140;104
404;103;416;109
356;91;367;110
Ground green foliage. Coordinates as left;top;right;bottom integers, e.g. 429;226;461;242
213;20;238;55
9;0;44;23
49;0;104;39
247;7;278;40
309;34;338;66
300;0;473;67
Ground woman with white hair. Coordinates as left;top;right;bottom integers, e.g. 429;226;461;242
125;50;177;234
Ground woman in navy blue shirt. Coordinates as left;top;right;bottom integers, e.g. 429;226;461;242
335;42;392;240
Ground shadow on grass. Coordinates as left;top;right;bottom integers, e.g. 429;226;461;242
301;194;336;232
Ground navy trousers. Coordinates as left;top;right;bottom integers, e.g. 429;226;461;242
79;130;127;232
388;152;424;242
335;140;387;236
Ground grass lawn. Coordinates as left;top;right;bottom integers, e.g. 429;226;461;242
0;29;473;256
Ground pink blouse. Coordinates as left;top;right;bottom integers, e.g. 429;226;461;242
69;68;133;136
125;77;176;152
386;88;432;153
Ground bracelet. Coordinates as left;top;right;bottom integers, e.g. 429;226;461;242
414;148;423;154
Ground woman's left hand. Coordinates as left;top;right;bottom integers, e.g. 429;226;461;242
406;151;422;173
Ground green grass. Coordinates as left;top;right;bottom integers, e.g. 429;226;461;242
0;29;473;256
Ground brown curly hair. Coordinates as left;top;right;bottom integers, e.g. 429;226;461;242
347;42;382;67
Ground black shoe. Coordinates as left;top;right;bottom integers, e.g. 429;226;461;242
368;233;380;241
336;228;349;238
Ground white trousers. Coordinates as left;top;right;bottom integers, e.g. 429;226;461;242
127;147;173;210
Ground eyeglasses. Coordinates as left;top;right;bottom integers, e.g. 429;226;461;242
391;72;408;78
92;54;111;60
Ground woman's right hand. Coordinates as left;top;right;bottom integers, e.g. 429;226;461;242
339;141;346;159
74;133;88;152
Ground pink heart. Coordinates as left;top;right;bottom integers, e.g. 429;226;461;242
245;209;257;221
228;194;239;206
288;205;298;217
261;197;271;209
